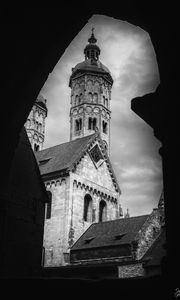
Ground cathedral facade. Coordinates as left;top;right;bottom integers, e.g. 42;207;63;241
25;30;123;266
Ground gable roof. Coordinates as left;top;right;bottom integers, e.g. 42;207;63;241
142;228;166;267
35;133;121;192
35;133;96;176
71;215;149;251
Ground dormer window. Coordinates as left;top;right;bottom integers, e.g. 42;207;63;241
84;237;95;244
89;144;104;168
39;158;51;166
114;233;126;240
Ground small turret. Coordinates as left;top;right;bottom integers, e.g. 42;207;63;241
25;94;47;151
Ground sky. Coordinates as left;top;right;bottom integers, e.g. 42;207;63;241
41;14;163;217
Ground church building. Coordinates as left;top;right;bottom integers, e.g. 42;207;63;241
25;30;123;267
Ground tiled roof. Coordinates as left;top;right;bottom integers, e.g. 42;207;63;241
72;59;111;75
142;228;166;267
35;134;96;175
71;215;149;250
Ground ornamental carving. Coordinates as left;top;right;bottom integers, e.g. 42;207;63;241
86;106;92;113
93;107;100;113
102;109;106;116
73;109;78;116
78;107;83;114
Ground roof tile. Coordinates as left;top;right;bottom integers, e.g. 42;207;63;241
71;215;149;250
35;134;96;175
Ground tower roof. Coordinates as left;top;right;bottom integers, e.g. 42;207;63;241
83;28;101;59
71;59;111;75
69;29;113;86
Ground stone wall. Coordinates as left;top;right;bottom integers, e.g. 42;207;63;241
68;151;121;250
43;177;69;266
43;143;121;267
71;245;131;262
135;208;162;260
75;149;118;192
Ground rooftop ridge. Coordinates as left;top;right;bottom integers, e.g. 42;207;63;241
90;214;150;226
37;133;96;154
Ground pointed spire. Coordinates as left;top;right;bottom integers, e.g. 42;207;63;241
84;28;100;61
88;27;97;44
124;208;130;218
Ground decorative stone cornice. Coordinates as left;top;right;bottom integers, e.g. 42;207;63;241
73;179;118;203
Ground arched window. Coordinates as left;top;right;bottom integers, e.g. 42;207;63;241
88;92;93;102
105;98;108;108
34;144;39;152
102;121;107;134
46;191;52;219
79;118;82;130
93;93;98;103
75;118;82;132
99;200;107;222
39;123;42;133
75;95;79;106
79;93;83;103
88;117;92;130
103;96;105;106
75;120;79;131
93;118;97;130
83;194;93;222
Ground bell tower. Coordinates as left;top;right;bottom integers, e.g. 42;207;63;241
69;29;113;155
25;94;47;151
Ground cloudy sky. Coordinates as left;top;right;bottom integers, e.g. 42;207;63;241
41;15;163;217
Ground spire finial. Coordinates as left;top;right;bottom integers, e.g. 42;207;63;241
88;27;97;44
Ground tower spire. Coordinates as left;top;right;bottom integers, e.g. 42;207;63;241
25;94;47;152
88;27;97;44
69;31;113;156
84;28;100;61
